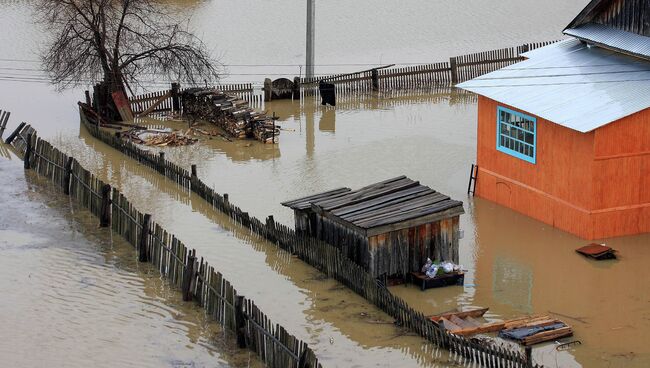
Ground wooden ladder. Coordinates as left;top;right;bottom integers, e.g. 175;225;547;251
467;164;478;196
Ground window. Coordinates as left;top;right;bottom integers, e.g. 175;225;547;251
496;106;536;164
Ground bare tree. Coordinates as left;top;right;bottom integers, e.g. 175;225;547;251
37;0;220;95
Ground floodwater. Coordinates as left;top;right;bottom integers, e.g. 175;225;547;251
0;155;259;368
3;0;650;367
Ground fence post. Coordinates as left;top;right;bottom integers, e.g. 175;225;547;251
182;249;196;301
99;184;111;227
449;57;458;85
171;82;181;111
298;348;312;368
293;77;301;100
525;346;533;368
190;164;198;190
263;78;272;102
234;295;247;348
63;157;73;195
5;122;26;144
0;111;10;139
23;133;32;169
158;151;165;175
266;215;276;243
371;69;379;91
139;214;151;262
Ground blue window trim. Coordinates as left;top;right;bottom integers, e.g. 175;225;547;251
496;106;537;164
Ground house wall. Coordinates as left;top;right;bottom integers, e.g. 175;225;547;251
591;108;650;238
475;96;650;239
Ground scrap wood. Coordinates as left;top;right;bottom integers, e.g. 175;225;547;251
522;326;573;346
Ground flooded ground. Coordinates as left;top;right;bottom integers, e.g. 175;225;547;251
0;155;259;368
3;0;650;367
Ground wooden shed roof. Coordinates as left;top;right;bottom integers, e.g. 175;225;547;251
282;176;464;233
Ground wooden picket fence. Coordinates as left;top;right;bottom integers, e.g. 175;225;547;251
300;41;559;92
9;123;322;368
74;105;543;368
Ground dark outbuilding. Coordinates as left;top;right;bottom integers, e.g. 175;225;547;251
282;176;464;278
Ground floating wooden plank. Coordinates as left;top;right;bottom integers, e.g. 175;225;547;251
429;307;489;323
576;243;617;260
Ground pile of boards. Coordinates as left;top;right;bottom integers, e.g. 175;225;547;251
122;128;198;147
181;88;279;143
430;308;573;346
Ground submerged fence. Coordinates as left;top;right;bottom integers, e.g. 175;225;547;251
300;41;559;93
73;106;542;368
6;123;321;368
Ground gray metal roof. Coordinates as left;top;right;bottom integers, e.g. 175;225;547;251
457;39;650;133
564;23;650;61
282;176;464;231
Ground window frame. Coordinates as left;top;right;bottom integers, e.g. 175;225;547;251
496;106;537;164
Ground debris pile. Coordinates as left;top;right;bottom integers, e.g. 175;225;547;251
123;128;198;147
181;88;279;143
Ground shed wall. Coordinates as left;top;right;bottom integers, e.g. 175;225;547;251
312;213;459;278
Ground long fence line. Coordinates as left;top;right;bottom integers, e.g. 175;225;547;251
5;122;321;368
72;105;542;368
300;41;559;93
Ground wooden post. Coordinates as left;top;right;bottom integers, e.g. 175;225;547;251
525;346;533;368
5;122;26;144
371;69;379;91
449;57;458;85
23;133;32;169
224;193;229;205
139;214;151;262
190;164;198;190
298;347;311;368
0;111;10;139
263;78;272;102
234;295;247;348
293;77;301;100
85;90;92;106
158;151;165;175
99;184;111;227
63;157;73;195
266;215;276;243
182;249;196;301
171;82;181;111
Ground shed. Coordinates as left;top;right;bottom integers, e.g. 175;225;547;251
282;176;464;278
457;0;650;239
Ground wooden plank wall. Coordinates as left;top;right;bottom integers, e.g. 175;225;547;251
72;106;543;368
16;127;323;368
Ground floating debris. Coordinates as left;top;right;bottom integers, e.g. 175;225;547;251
123;128;198;147
576;243;617;260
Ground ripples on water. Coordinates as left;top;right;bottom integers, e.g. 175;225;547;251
0;157;258;368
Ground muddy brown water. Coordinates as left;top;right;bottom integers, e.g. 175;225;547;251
2;0;650;367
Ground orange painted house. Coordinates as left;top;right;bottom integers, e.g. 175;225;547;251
459;0;650;239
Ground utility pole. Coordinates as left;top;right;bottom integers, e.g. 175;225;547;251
306;0;315;79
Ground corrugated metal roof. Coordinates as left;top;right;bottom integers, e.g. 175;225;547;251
564;23;650;61
457;39;650;133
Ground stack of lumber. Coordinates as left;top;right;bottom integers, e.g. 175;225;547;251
499;315;573;346
433;310;573;345
181;88;279;143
